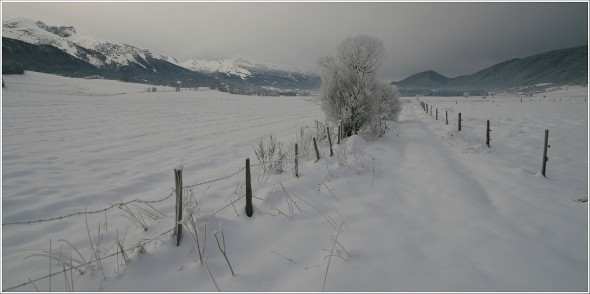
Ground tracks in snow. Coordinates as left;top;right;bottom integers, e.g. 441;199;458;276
328;103;514;291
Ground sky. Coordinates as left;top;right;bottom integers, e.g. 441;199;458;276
2;1;588;81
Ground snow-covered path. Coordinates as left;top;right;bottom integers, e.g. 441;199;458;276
325;103;587;291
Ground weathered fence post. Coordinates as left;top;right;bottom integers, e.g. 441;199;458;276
337;125;341;145
486;120;490;147
430;105;432;116
541;130;550;177
174;168;183;246
327;126;333;157
245;158;253;217
426;103;428;113
313;137;320;162
458;113;462;131
446;111;448;125
294;143;299;177
436;108;438;120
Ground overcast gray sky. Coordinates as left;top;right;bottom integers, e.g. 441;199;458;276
2;1;588;81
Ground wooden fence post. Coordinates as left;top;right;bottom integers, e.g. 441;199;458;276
174;168;183;246
436;108;438;120
430;105;432;116
426;103;428;113
446;111;448;125
245;158;253;217
337;125;341;145
327;126;333;157
313;137;320;162
458;113;462;131
541;130;550;177
294;143;299;177
486;120;490;147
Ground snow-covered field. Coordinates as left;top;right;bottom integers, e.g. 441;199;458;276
2;72;588;292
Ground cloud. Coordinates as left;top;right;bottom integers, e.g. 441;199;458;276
3;2;587;81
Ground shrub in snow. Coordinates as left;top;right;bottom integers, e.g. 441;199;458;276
287;120;338;169
360;82;401;138
254;134;286;175
333;134;375;174
318;35;401;137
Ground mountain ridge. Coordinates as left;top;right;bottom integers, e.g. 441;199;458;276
2;18;319;93
394;45;587;94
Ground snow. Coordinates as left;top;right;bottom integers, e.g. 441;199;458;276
158;53;179;65
3;18;173;69
2;18;93;65
179;57;306;80
1;72;588;292
181;59;253;79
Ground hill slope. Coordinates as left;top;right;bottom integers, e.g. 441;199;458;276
395;45;588;93
394;70;450;89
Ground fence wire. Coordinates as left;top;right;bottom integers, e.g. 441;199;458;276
3;164;259;226
2;227;175;292
184;166;246;189
2;151;317;227
2;155;310;290
2;109;342;292
2;190;175;226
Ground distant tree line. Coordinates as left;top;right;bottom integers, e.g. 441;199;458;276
2;61;25;74
399;88;488;97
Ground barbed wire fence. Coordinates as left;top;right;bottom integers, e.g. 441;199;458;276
2;227;176;292
415;95;587;104
2;123;339;292
416;98;558;176
2;161;258;291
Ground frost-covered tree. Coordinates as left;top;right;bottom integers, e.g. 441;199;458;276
318;35;400;137
371;82;401;121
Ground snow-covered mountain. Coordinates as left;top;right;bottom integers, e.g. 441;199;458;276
181;57;306;79
180;57;319;90
2;18;176;69
2;18;320;92
182;58;253;79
